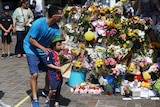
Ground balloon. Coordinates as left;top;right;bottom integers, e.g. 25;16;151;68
84;31;95;41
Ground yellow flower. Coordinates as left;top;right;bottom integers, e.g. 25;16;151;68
74;60;82;68
128;32;135;37
120;0;128;2
123;44;127;48
95;59;104;67
126;40;130;44
128;63;134;72
101;16;106;20
106;19;113;26
133;29;140;35
100;8;106;15
128;48;131;51
115;23;122;29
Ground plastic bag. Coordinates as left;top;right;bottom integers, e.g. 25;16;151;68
153;79;160;91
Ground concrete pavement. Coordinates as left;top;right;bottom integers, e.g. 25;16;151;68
0;36;160;107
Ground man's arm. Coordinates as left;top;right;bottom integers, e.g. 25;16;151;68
29;37;51;53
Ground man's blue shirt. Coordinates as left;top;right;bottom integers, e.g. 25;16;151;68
23;17;60;55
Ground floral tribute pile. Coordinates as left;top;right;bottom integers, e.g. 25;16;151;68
60;0;160;97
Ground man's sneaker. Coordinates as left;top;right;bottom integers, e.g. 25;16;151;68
1;54;5;59
0;100;11;107
32;99;39;107
44;99;50;107
41;89;49;97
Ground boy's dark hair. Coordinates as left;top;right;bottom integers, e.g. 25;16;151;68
47;5;62;18
50;42;57;50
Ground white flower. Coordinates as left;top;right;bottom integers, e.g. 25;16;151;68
138;30;145;38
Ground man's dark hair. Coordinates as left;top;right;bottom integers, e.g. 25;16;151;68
47;5;62;18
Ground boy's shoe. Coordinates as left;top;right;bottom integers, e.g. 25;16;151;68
1;54;5;59
54;104;60;107
8;54;12;58
32;99;40;107
44;99;50;107
41;89;49;97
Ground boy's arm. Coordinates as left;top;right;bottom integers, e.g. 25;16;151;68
47;64;61;71
6;24;13;33
0;24;7;32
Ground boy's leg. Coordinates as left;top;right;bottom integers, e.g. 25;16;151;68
45;90;55;107
7;44;11;54
6;34;12;56
1;42;5;54
7;43;12;58
54;81;62;106
41;72;49;97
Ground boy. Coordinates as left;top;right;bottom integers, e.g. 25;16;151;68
45;36;65;107
0;5;13;59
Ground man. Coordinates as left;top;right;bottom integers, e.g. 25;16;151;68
23;5;63;107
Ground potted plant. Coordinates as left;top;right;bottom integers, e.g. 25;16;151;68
123;86;131;97
104;84;113;95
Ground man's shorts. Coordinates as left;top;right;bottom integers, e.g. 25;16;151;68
1;34;12;44
26;54;48;75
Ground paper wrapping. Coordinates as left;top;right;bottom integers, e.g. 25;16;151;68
61;63;72;78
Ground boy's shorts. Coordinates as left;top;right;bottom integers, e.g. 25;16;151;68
50;79;62;90
1;34;12;44
26;53;47;75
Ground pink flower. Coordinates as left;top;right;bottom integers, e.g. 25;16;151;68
105;58;117;66
120;34;126;41
77;55;84;61
109;29;117;36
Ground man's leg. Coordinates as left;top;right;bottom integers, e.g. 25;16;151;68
26;54;40;107
30;73;38;100
30;73;40;107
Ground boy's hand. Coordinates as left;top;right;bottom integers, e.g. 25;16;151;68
58;67;61;72
4;32;8;36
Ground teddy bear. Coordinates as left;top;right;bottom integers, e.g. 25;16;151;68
141;71;151;89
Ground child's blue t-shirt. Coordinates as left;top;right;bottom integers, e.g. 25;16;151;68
23;17;60;55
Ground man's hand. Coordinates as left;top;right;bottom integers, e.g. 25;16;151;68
13;28;16;33
42;47;51;54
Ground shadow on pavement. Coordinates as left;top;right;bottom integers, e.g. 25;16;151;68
26;89;71;106
0;91;4;99
59;95;71;106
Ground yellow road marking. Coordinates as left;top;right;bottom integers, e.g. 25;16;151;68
14;93;32;107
